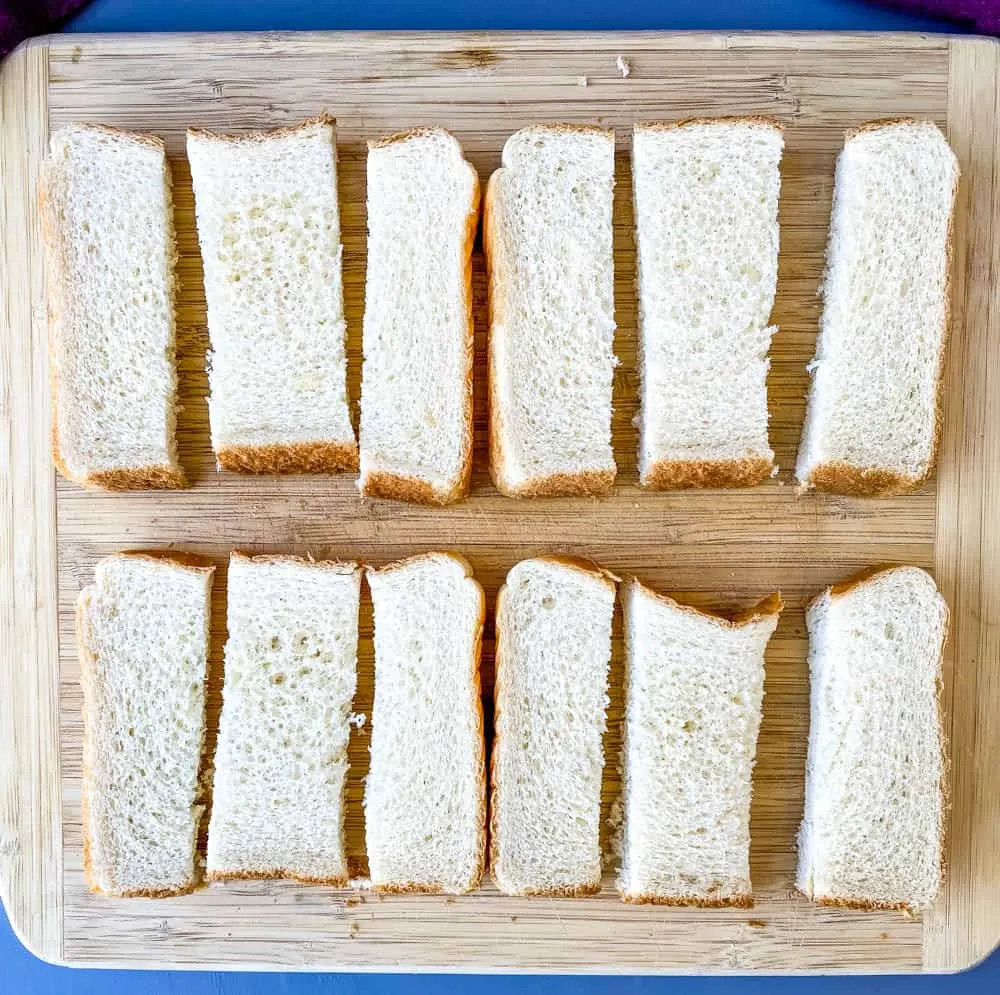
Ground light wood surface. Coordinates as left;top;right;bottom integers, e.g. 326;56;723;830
1;30;998;974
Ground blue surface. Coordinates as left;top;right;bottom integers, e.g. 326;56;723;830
4;0;996;990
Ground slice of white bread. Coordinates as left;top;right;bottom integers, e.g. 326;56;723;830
797;566;949;911
365;553;486;893
795;120;960;496
485;125;617;497
187;117;356;473
358;129;480;505
618;580;782;905
490;557;616;895
39;124;186;490
633;119;783;489
77;552;214;896
206;553;361;883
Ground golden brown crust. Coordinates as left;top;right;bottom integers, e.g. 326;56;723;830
642;457;773;491
53;122;168;152
114;550;215;575
811;894;918;913
229;550;358;573
84;465;188;490
844;117;927;141
187;114;335;145
532;554;620;590
805;461;923;498
484;137;615;500
635;115;784;133
207;868;350;887
509;882;603;898
621;891;754;908
499;468;616;498
628;577;782;629
216;441;358;474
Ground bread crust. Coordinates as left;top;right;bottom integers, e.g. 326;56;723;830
628;577;782;630
40;124;187;491
802;118;959;499
206;868;349;887
187;114;335;145
359;128;479;505
642;457;774;491
78;552;214;897
366;552;486;894
635;115;784;133
621;892;754;908
485;126;616;499
216;441;359;474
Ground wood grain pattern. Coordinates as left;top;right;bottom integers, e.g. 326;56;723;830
0;30;998;973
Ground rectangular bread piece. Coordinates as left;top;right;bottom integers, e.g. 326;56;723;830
797;566;949;911
485;125;617;497
365;553;486;893
39;124;186;489
633;119;783;489
206;553;361;883
359;128;480;504
618;580;781;905
795;119;959;496
490;557;616;895
187;117;357;473
77;552;214;896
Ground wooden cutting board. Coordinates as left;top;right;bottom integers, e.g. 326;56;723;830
1;29;999;975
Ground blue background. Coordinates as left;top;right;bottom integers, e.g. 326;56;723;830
4;0;998;991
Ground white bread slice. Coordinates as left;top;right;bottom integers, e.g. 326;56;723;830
77;552;214;896
39;124;185;490
485;125;617;497
187;117;356;473
358;129;480;505
618;580;781;906
797;566;948;911
206;553;361;884
795;120;959;496
633;119;783;489
490;557;616;895
365;553;486;893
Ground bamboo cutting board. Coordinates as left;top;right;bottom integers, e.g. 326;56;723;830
1;30;999;974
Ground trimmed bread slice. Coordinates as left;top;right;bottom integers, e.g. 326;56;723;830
77;552;214;896
797;566;949;911
187;117;356;473
490;557;616;895
795;120;959;496
633;119;783;489
206;553;361;884
365;553;486;893
358;128;480;505
39;124;186;490
485;125;617;497
618;580;782;906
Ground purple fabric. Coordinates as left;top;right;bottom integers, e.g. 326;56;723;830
1;0;89;56
879;0;1000;32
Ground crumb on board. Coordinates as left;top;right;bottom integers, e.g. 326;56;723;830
349;922;360;938
445;896;456;904
511;915;519;923
747;919;767;929
578;76;588;87
616;55;631;78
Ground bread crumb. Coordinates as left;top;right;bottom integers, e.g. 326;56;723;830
511;915;519;923
616;56;631;78
349;922;360;938
577;76;588;88
348;712;366;729
348;877;372;890
770;464;779;478
445;896;456;904
748;919;767;929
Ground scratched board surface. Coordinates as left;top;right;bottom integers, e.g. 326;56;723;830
1;30;998;973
